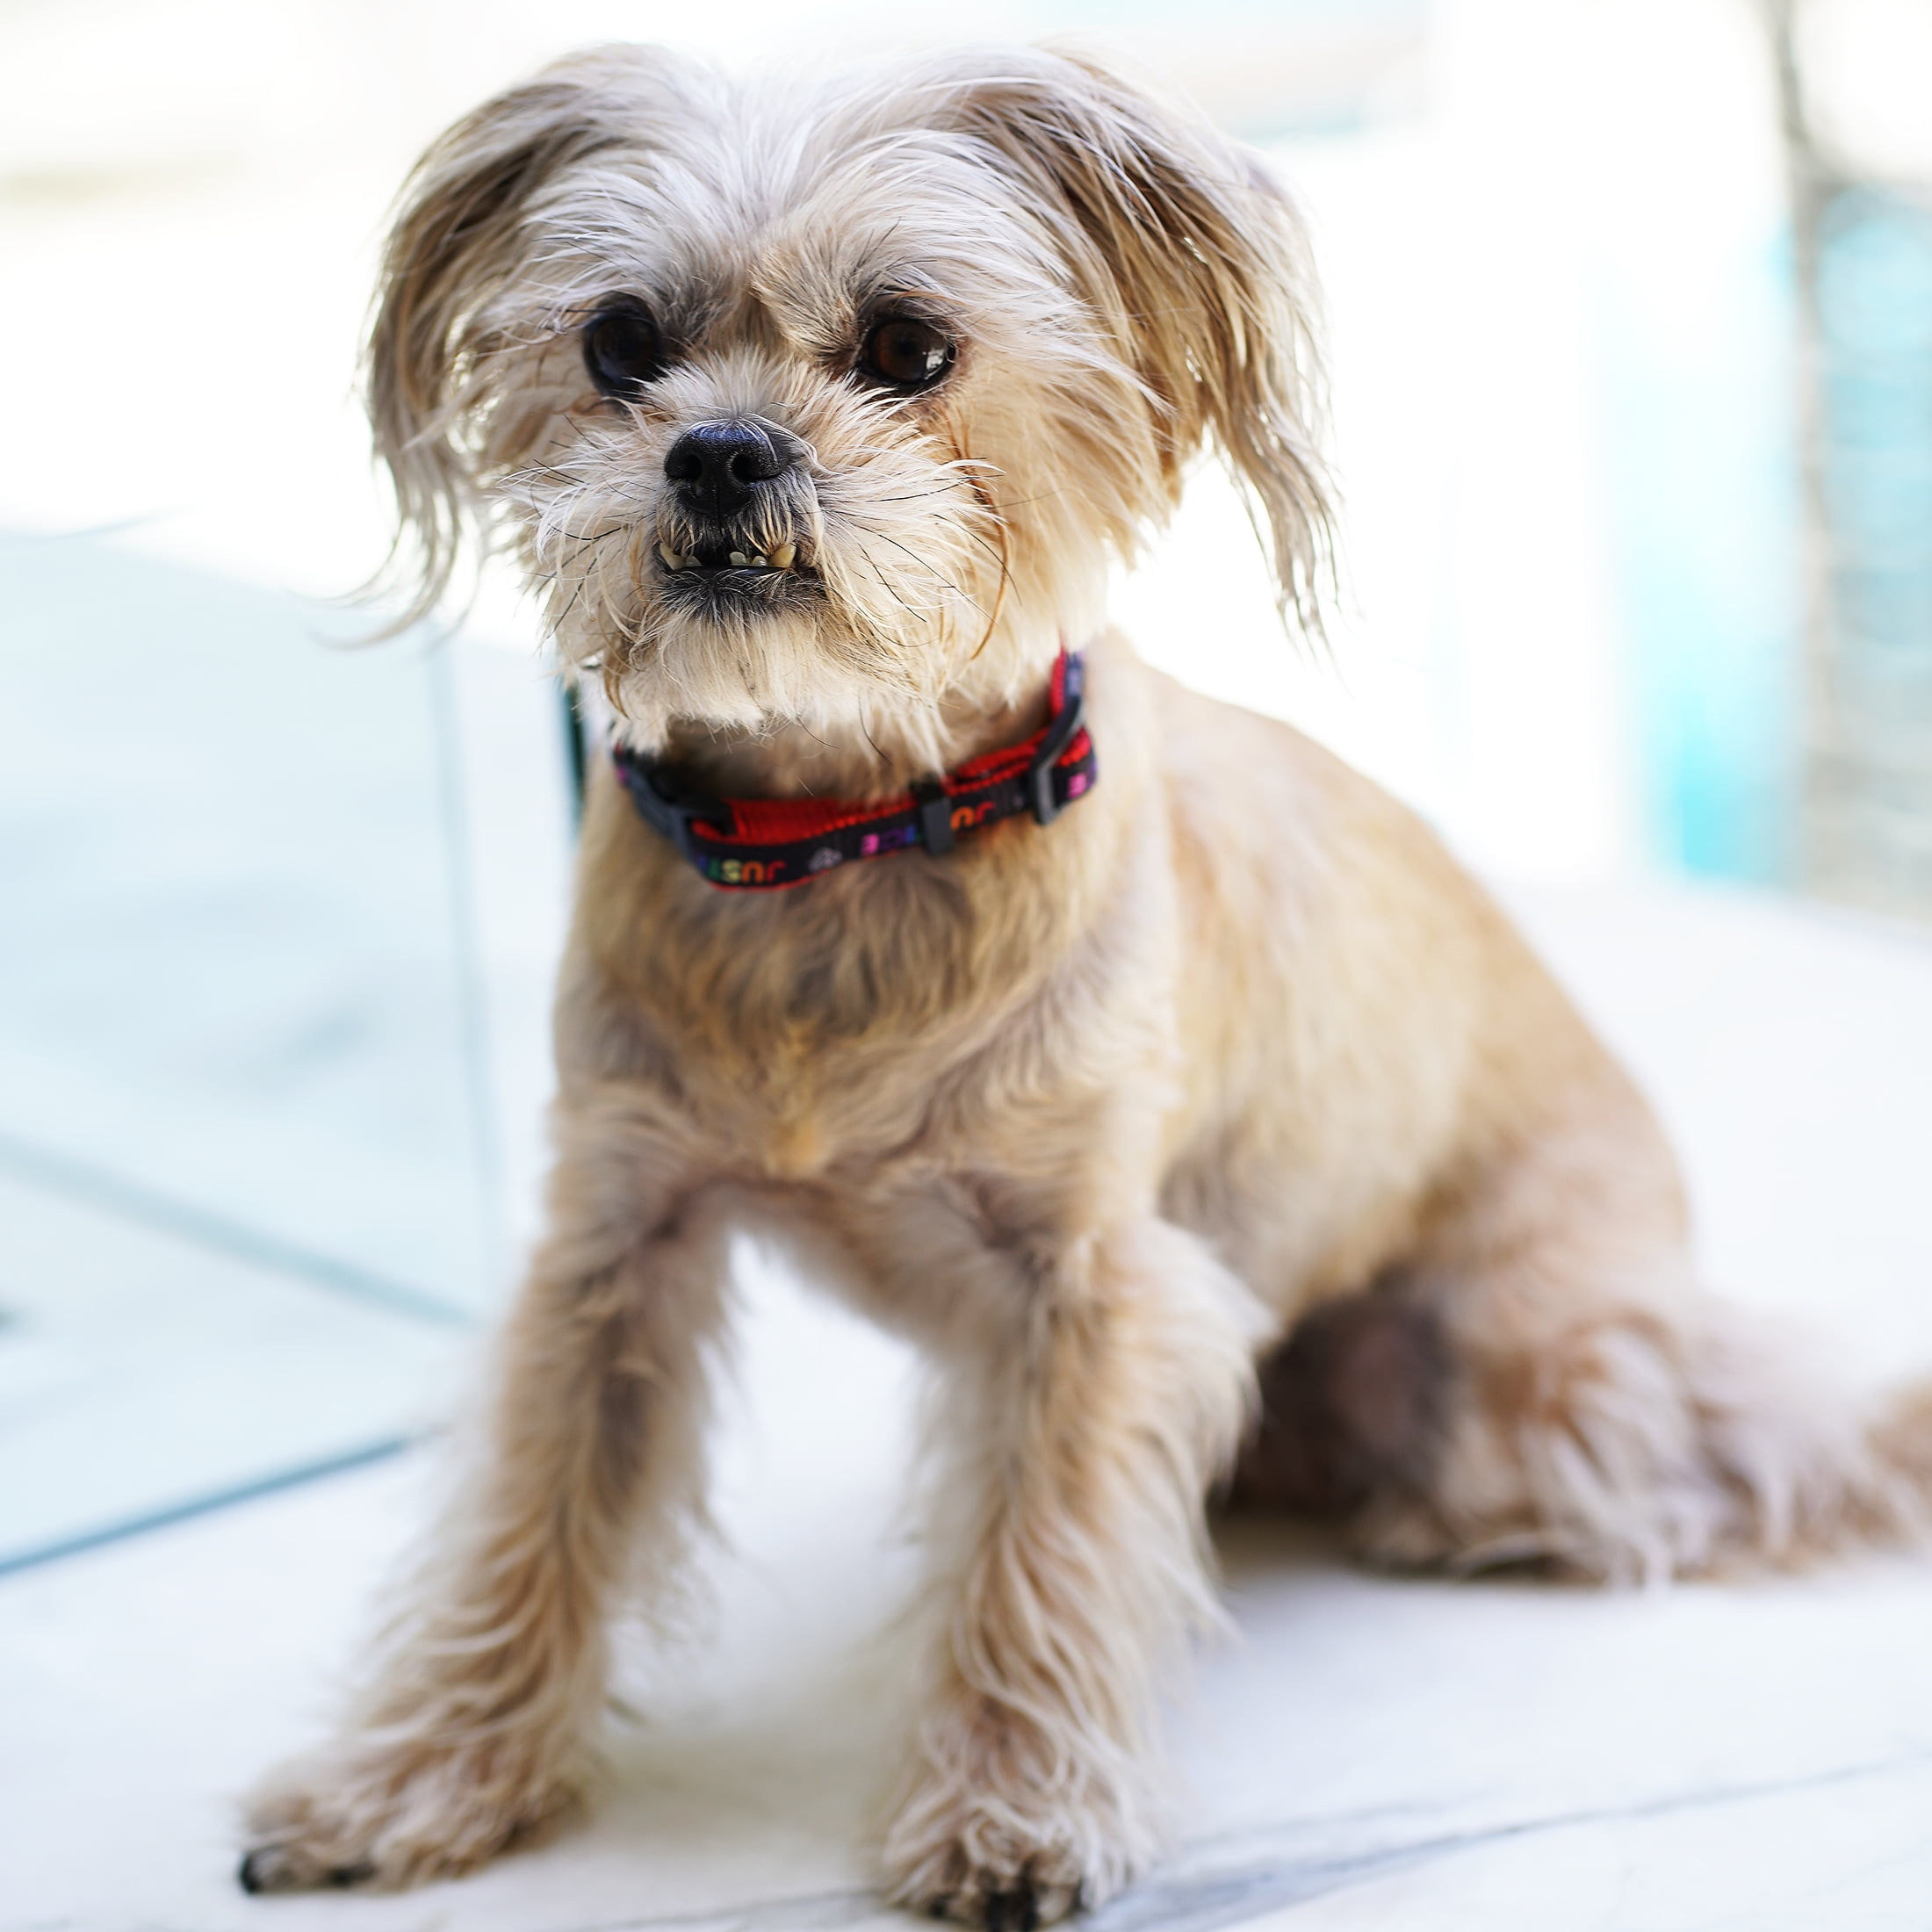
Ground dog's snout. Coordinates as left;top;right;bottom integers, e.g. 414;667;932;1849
663;421;793;515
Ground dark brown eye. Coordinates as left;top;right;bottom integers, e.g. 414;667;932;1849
582;298;666;396
857;315;955;389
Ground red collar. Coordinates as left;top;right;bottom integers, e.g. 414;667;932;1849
613;649;1096;890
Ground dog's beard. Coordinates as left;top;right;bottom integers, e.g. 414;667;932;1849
507;355;1006;767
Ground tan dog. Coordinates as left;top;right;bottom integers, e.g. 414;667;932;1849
241;44;1929;1926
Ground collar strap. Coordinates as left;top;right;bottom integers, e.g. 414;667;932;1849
613;649;1096;891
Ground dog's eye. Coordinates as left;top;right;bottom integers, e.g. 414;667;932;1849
857;316;955;390
582;298;667;396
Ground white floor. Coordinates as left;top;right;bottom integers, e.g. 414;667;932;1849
9;878;1932;1932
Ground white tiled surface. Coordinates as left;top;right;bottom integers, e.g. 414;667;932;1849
9;880;1932;1931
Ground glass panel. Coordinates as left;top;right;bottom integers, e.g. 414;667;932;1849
0;529;491;1569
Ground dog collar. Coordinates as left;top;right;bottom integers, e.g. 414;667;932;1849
612;649;1096;891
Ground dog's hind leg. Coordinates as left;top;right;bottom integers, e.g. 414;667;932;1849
240;1109;727;1892
1228;1274;1454;1520
1287;1075;1917;1582
854;1200;1264;1928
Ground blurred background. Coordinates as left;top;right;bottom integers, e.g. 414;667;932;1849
2;0;1928;1575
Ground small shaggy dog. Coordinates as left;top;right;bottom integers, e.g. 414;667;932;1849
241;43;1930;1925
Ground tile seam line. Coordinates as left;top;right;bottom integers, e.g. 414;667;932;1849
0;1127;476;1328
0;1436;415;1581
556;1745;1932;1932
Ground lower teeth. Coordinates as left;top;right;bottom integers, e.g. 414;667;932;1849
669;548;799;572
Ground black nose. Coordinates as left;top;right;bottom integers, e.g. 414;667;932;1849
663;420;792;517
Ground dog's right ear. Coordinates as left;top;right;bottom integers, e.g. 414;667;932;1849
367;49;679;627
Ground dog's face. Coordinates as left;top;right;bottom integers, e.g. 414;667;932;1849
371;47;1329;768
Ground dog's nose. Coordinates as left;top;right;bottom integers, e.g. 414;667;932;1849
662;421;792;516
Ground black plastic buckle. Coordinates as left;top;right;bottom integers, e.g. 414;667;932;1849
615;749;733;866
1026;652;1086;825
911;778;955;855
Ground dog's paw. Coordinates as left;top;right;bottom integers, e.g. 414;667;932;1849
883;1745;1148;1928
236;1840;375;1896
890;1839;1086;1928
238;1743;574;1894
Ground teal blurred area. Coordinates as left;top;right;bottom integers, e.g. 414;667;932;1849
1601;224;1804;887
1812;185;1932;904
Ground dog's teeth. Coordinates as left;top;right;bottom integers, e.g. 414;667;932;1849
770;542;796;569
659;543;682;569
751;553;768;568
729;551;748;568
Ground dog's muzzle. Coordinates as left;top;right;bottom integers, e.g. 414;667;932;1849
658;418;809;578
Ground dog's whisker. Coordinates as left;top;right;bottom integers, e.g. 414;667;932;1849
838;519;990;619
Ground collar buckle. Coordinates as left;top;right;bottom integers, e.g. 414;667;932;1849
613;748;732;866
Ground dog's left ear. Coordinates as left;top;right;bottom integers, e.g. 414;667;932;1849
934;48;1333;626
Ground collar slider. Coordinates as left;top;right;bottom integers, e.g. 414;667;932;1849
1027;650;1086;825
912;778;955;855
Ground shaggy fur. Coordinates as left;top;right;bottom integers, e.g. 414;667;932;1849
242;43;1928;1924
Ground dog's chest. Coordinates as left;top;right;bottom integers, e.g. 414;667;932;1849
673;1006;1013;1185
586;799;1138;1184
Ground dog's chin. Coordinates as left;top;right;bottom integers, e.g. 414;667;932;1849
593;532;995;761
657;554;824;623
607;594;909;754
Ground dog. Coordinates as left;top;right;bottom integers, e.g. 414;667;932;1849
238;43;1932;1926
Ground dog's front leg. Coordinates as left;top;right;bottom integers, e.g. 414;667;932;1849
241;1125;726;1892
876;1210;1264;1927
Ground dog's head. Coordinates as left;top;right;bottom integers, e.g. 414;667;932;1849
371;45;1329;769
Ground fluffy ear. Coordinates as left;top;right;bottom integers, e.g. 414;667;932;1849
933;48;1333;626
365;47;686;626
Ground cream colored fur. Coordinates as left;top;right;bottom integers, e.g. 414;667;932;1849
243;42;1928;1925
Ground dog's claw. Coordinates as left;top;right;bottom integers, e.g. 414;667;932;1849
237;1844;373;1895
237;1846;295;1894
984;1885;1041;1932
